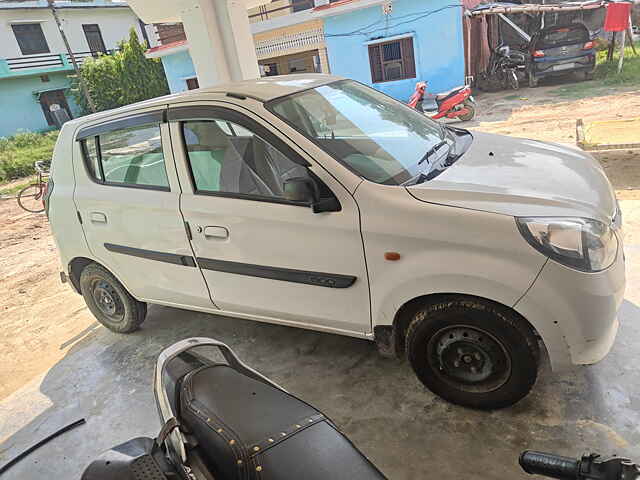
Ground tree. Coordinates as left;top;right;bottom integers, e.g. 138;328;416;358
72;29;169;114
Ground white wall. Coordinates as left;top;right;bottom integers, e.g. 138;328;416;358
0;6;150;59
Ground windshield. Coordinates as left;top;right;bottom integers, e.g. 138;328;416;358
267;80;445;185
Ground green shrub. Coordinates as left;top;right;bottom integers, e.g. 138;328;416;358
72;29;169;114
595;41;640;85
0;130;58;182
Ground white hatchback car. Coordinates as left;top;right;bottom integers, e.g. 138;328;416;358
47;75;625;409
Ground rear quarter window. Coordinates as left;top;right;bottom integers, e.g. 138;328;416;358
80;123;170;190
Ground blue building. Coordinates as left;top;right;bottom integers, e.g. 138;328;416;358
0;1;152;139
319;0;466;102
146;40;199;93
148;0;465;103
147;6;333;94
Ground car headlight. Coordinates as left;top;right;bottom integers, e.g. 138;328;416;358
516;217;618;272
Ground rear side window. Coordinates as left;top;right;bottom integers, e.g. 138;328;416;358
81;123;169;190
537;26;588;49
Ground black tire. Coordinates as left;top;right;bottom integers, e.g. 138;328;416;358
458;101;476;122
528;71;539;88
79;263;147;333
17;183;45;213
406;295;539;409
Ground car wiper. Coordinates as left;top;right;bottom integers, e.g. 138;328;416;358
417;140;447;166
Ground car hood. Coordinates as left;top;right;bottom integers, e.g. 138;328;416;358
406;131;617;223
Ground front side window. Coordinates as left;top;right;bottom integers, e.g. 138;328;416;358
268;80;444;185
182;119;310;200
82;123;170;189
12;23;50;55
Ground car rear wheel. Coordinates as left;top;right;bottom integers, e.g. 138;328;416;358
406;296;539;409
80;263;147;333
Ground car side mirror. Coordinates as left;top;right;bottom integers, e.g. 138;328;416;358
283;177;318;204
283;177;341;213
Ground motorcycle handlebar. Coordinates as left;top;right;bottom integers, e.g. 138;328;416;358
520;451;580;480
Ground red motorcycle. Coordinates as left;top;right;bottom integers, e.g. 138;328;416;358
407;81;476;121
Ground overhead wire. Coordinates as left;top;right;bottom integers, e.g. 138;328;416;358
324;4;465;38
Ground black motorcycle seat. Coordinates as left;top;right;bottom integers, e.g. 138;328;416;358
180;365;386;480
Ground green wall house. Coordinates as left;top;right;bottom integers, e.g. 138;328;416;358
0;1;154;139
0;62;82;138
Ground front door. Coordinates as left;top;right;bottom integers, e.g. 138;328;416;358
83;24;106;55
169;104;371;336
74;110;212;309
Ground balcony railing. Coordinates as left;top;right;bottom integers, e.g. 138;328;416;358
255;27;325;59
1;50;116;76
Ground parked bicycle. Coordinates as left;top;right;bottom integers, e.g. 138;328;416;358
17;160;50;213
478;45;528;91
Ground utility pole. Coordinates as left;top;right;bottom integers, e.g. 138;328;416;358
47;0;96;113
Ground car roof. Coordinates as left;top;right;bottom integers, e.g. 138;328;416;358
66;74;344;130
200;73;344;101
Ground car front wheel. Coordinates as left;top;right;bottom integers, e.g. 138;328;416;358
406;295;539;409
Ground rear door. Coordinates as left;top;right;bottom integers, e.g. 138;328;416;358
168;103;372;336
74;110;213;308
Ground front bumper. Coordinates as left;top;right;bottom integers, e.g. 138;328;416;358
514;242;625;371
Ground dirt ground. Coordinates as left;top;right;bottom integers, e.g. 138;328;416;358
1;83;639;401
0;199;92;400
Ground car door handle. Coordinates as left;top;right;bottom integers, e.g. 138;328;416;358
90;212;107;224
203;226;229;239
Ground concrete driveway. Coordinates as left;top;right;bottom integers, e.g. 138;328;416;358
1;210;640;479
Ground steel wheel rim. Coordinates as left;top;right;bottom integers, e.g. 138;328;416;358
91;279;125;323
427;325;512;393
